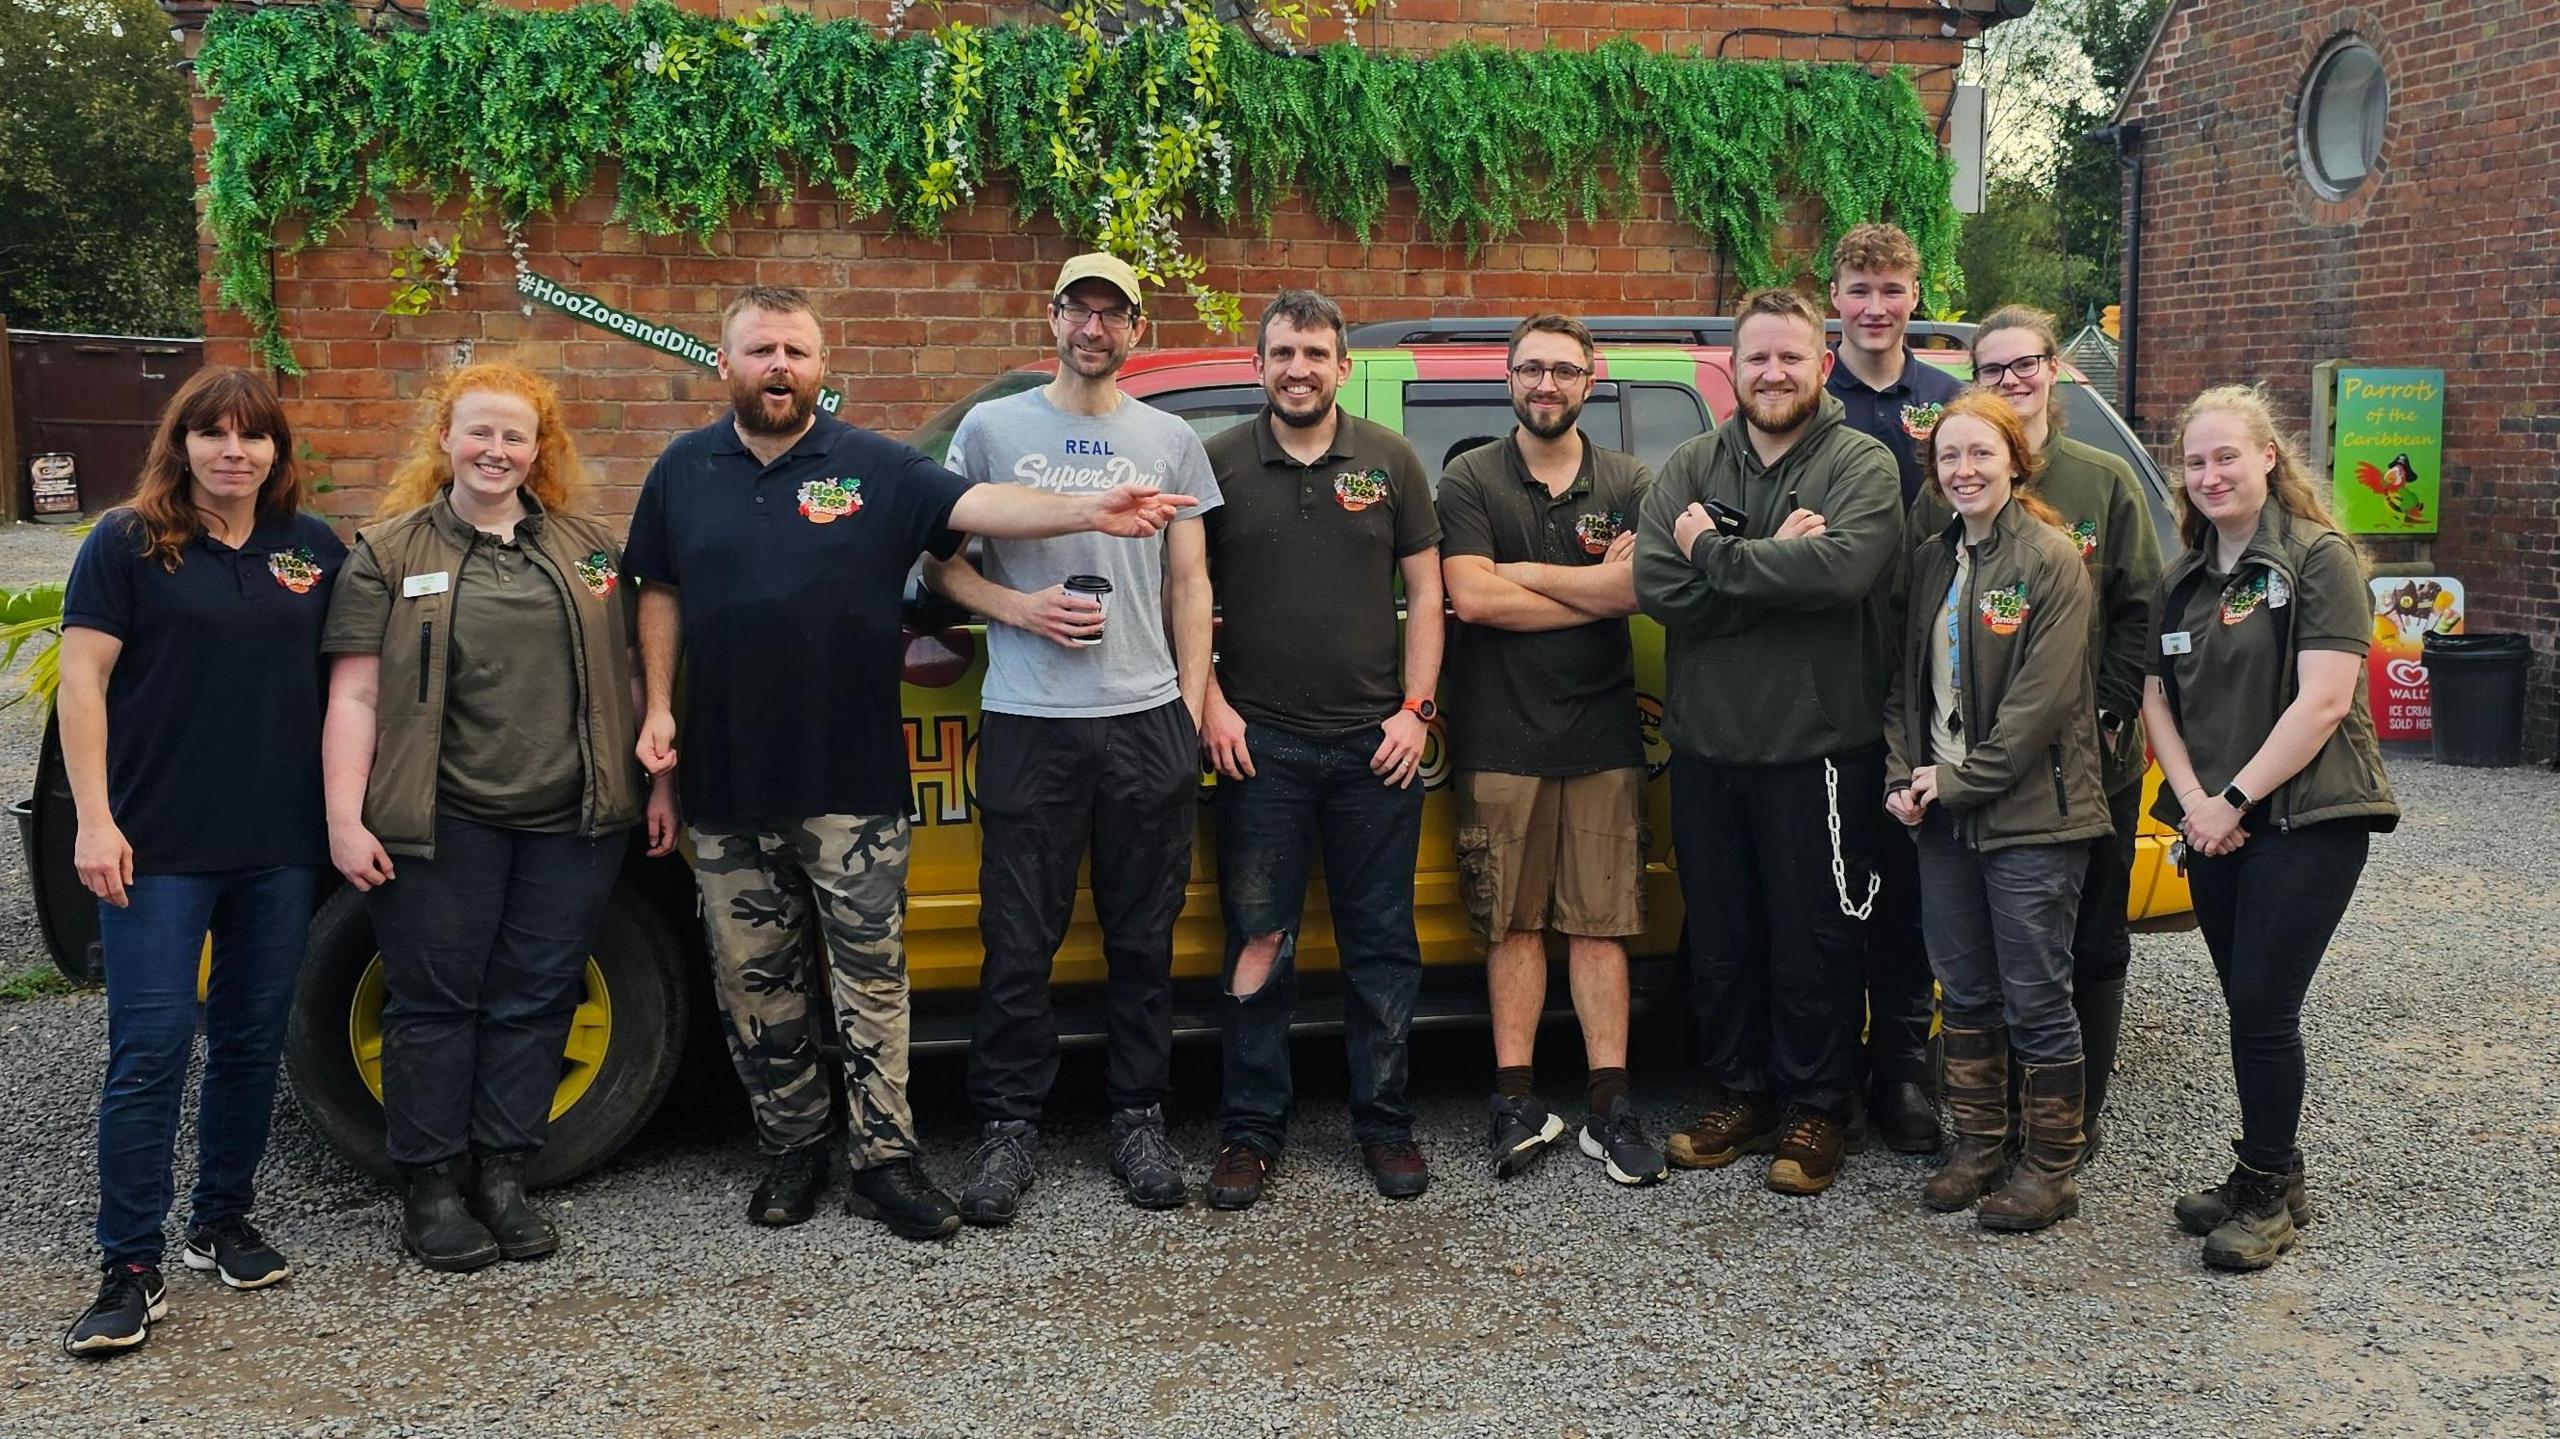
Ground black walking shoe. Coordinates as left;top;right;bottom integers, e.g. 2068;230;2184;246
958;1121;1038;1227
1206;1141;1275;1211
64;1261;165;1357
847;1158;961;1240
182;1217;292;1290
2201;1161;2300;1272
465;1152;559;1262
748;1145;831;1229
1109;1106;1189;1211
401;1161;501;1272
1486;1092;1567;1179
2175;1142;2314;1236
1361;1140;1431;1200
1578;1097;1669;1187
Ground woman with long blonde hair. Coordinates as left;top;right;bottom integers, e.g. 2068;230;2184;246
60;367;346;1355
320;360;675;1272
2140;385;2396;1271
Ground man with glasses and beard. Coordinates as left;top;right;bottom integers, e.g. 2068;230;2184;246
1435;314;1664;1187
623;286;1194;1240
920;255;1222;1225
1634;287;1902;1197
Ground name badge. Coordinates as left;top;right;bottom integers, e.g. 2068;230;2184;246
403;571;451;598
2161;630;2193;656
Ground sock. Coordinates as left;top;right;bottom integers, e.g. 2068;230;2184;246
1586;1067;1631;1117
1494;1065;1536;1100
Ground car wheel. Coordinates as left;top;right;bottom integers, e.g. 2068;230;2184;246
286;881;691;1190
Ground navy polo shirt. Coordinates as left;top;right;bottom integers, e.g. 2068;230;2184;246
1826;344;1965;505
61;508;346;872
622;412;976;825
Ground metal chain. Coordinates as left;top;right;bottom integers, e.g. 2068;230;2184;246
1824;757;1879;921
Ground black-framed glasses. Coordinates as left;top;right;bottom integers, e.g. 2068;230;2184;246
1972;353;2054;384
1509;361;1592;385
1054;301;1139;331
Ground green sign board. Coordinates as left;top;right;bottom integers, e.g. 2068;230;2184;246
2331;366;2442;535
514;269;844;415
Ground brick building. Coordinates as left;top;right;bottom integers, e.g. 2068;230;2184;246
2114;0;2560;757
173;0;1985;521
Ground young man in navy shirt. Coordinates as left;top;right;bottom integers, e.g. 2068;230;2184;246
1825;222;1965;1155
623;286;1191;1240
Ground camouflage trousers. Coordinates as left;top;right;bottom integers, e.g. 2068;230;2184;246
686;813;916;1167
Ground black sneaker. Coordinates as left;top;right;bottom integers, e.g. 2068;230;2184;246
182;1217;292;1290
748;1145;830;1228
958;1120;1038;1227
1578;1097;1669;1187
1486;1092;1567;1179
1108;1106;1188;1211
846;1158;961;1240
64;1261;165;1357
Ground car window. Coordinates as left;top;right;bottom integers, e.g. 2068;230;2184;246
1625;383;1710;472
907;370;1047;464
1401;382;1622;489
2059;383;2181;555
1145;384;1269;445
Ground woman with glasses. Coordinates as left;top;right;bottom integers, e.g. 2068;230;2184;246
1955;306;2164;1156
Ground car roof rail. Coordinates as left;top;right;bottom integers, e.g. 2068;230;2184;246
1346;316;1979;349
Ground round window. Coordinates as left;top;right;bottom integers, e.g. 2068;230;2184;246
2299;40;2387;198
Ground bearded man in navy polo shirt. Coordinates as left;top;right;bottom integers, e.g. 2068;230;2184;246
623;286;1192;1239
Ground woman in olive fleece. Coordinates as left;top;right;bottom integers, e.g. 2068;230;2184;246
1886;389;2109;1232
2141;385;2396;1273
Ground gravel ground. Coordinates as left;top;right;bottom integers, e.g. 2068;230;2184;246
0;523;85;978
0;707;2554;1429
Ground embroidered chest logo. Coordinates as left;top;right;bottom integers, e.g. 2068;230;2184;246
575;551;618;598
1899;401;1945;440
2220;571;2269;626
267;546;321;594
1333;468;1389;513
2070;518;2100;561
1573;512;1624;555
798;477;862;524
1978;581;2030;636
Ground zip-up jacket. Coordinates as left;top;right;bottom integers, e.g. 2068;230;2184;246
1635;393;1902;765
1886;499;2111;852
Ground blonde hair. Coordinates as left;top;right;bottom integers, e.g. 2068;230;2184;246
376;361;588;522
2169;384;2339;552
1925;387;2063;531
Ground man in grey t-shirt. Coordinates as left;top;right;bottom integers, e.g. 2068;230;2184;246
923;253;1221;1226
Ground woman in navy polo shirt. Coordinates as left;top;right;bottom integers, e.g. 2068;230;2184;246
58;367;345;1357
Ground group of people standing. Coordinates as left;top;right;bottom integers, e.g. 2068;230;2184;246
57;228;2393;1361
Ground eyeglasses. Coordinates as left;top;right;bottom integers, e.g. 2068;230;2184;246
1972;353;2054;384
1509;361;1592;385
1054;301;1139;331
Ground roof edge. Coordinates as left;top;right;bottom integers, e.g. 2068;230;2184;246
2110;0;2191;127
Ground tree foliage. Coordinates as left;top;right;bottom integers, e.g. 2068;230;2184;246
0;0;201;334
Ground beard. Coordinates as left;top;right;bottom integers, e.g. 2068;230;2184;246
1057;335;1126;380
730;373;818;436
1270;388;1336;428
1513;392;1584;440
1743;384;1820;437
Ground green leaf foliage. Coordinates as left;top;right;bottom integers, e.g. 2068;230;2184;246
197;1;1959;369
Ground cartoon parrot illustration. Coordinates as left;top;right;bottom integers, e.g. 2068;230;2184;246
2355;452;2427;526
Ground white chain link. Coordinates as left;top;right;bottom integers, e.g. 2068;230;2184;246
1824;758;1879;921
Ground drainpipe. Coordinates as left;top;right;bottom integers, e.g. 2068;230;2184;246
2084;120;2144;427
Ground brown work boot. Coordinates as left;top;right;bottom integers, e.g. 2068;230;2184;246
1764;1107;1847;1196
1923;1026;2012;1213
1206;1141;1275;1212
1665;1091;1779;1170
1360;1140;1430;1200
1978;1058;2084;1233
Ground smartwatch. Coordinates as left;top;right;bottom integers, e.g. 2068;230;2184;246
1401;697;1438;722
2220;781;2254;812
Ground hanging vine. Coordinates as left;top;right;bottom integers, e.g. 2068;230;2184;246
196;0;1959;372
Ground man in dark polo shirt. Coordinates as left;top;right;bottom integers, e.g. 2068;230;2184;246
1196;289;1444;1210
623;286;1191;1240
1826;221;1965;1155
1437;313;1665;1188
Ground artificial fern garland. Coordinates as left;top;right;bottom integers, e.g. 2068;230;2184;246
197;0;1958;371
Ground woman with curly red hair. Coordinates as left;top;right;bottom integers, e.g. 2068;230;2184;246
321;360;675;1272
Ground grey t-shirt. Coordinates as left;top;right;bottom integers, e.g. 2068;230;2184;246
946;387;1223;718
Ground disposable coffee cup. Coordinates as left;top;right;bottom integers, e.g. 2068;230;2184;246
1063;574;1111;646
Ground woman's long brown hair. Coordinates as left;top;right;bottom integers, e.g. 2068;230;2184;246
128;367;302;571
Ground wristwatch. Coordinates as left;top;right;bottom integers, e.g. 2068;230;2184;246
2220;781;2255;812
1401;697;1438;722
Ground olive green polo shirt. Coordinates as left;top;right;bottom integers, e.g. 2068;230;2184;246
2158;537;2367;799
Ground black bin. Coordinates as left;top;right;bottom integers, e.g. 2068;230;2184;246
2424;631;2532;767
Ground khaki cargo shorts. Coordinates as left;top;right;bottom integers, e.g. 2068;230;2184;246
1454;767;1646;940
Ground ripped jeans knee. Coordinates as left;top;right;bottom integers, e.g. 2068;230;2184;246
1227;930;1293;1000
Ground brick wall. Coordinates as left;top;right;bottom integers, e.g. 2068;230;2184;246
2120;0;2560;759
183;0;1965;520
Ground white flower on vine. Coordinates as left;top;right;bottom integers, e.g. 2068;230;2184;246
640;41;665;75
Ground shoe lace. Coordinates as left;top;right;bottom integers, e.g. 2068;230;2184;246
966;1129;1034;1187
204;1217;264;1249
1777;1112;1830;1155
1599;1109;1652;1149
1115;1121;1178;1175
1687;1098;1749;1136
1214;1141;1268;1179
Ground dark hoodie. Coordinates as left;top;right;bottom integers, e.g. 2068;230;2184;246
1635;393;1903;765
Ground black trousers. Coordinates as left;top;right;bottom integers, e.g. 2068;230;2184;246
1670;745;1883;1121
966;701;1199;1124
1861;814;1932;1072
2071;780;2143;988
2186;820;2370;1171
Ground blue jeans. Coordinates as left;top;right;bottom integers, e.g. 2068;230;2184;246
1913;811;2087;1065
1215;721;1424;1150
94;866;321;1265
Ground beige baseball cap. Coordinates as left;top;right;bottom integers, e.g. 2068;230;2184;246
1052;252;1144;311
